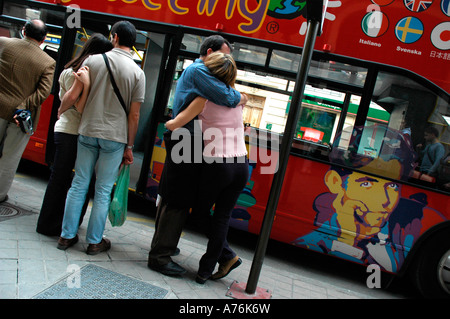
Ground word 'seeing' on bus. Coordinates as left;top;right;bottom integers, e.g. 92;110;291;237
104;0;271;34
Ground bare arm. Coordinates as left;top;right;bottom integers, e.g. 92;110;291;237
58;77;83;118
123;101;142;165
165;96;206;131
72;66;90;114
239;93;249;106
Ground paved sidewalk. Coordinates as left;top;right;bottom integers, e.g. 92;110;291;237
0;169;382;300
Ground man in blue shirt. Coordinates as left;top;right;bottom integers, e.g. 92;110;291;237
417;126;445;177
172;57;241;131
148;35;248;276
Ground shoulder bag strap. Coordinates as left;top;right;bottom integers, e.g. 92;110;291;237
102;53;128;115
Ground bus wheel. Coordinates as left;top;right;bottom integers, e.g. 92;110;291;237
409;231;450;299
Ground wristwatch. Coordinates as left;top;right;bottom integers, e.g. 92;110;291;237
126;145;134;150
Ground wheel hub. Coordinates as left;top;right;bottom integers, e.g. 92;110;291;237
438;249;450;294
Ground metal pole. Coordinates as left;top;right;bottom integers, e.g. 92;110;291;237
245;19;321;295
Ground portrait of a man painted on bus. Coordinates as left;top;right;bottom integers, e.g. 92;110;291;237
323;158;402;248
292;125;445;272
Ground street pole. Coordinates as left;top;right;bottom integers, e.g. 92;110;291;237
245;16;322;295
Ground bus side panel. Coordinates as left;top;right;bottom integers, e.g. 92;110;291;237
145;124;449;274
21;95;54;166
244;145;449;274
240;155;329;243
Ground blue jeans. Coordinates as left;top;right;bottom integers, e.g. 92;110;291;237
61;135;124;244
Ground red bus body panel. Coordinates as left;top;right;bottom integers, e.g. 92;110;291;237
147;124;449;274
38;0;449;93
21;95;54;166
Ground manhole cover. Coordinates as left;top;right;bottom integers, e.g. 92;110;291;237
0;206;19;217
33;264;169;299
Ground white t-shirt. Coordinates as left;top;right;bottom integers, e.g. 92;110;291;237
54;68;82;135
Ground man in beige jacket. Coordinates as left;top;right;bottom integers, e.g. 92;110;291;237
0;19;55;202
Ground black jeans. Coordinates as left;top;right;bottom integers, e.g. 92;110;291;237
36;132;91;236
196;157;249;278
148;202;189;266
148;131;203;266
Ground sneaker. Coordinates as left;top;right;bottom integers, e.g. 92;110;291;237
57;235;79;250
211;256;242;280
86;238;111;255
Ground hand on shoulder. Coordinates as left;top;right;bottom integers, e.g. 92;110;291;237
74;66;90;86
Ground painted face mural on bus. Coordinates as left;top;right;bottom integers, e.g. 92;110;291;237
292;125;446;272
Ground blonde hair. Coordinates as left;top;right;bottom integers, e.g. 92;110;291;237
204;52;237;87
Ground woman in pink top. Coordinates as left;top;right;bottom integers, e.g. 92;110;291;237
165;52;248;284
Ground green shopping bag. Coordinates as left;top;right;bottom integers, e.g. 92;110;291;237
108;164;130;227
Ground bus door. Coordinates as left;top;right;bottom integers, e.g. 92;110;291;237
131;30;177;194
34;11;176;194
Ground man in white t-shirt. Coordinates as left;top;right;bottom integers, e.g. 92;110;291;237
57;21;145;255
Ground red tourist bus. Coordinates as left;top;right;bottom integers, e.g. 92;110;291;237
1;0;449;297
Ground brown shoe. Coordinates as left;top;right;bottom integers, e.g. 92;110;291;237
211;256;242;280
57;235;79;250
86;238;111;255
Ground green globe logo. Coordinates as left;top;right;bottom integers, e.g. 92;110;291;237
260;0;307;19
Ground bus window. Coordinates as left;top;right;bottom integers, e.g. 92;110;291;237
164;56;294;130
181;34;203;53
235;70;290;132
181;34;269;66
289;86;359;161
0;20;22;38
372;71;450;191
232;43;268;66
2;1;65;54
329;70;450;192
269;50;300;72
270;51;368;88
309;60;367;88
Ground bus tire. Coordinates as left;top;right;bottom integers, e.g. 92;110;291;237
409;231;450;299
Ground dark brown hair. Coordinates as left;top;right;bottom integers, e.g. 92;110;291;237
65;33;113;72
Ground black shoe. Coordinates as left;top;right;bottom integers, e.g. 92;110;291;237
172;248;180;256
148;261;186;276
0;195;8;203
195;275;209;284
